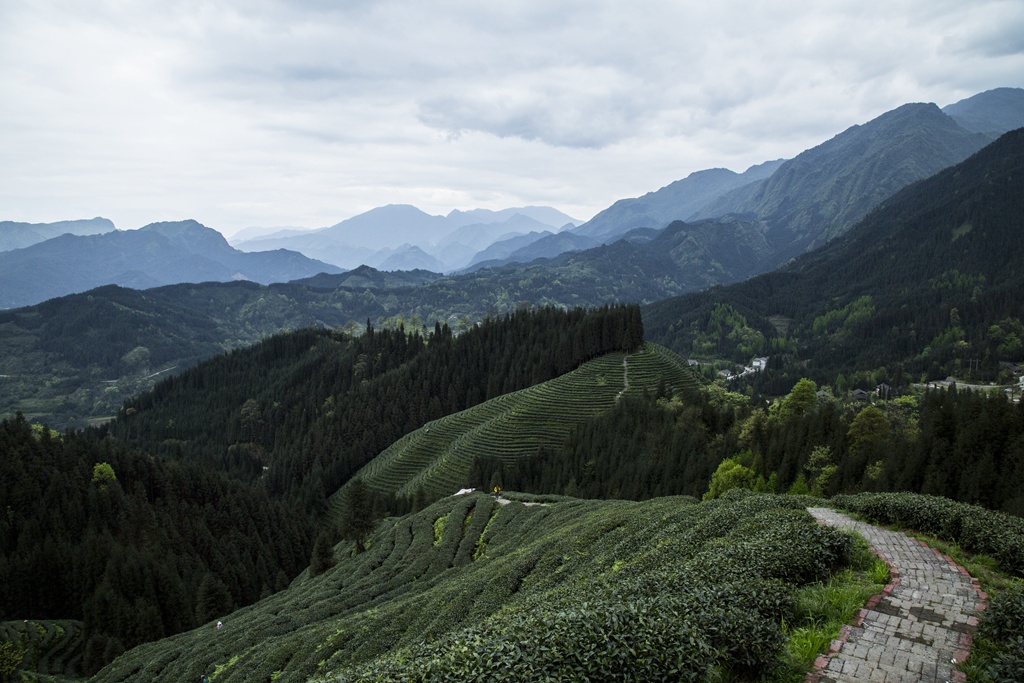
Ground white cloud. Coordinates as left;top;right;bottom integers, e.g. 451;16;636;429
1;0;1022;234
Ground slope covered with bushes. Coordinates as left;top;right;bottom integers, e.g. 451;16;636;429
92;492;856;683
343;342;699;501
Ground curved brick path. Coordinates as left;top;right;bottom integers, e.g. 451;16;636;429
806;508;988;683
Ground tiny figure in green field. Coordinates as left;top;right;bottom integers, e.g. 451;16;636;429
493;486;501;500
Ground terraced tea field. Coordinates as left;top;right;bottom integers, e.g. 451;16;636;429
340;342;700;501
0;619;85;679
90;492;857;683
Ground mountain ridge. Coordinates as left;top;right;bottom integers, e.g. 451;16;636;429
692;102;993;258
645;126;1024;381
232;205;580;271
0;219;341;309
572;159;785;244
0;217;116;252
942;86;1024;136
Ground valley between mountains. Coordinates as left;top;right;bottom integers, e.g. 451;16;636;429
2;90;1024;682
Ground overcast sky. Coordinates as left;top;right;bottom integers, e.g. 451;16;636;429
2;1;1022;236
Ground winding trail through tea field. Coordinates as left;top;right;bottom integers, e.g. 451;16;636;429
807;508;988;683
615;356;630;402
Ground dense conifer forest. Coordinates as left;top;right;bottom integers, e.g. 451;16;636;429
104;304;644;508
0;415;311;674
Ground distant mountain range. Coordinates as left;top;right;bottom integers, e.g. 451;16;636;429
450;90;1023;301
0;220;342;309
229;83;1010;278
0;217;114;252
460;88;1022;274
691;102;990;258
2;88;1019;311
2;126;1022;428
231;205;581;272
572;160;785;243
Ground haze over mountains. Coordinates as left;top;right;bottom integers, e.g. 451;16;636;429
0;217;114;252
0;87;1021;314
0;220;342;309
230;205;581;272
3;116;1023;429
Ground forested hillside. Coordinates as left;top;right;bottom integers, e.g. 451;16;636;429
530;378;1024;514
105;305;644;509
0;263;659;429
645;127;1024;388
338;343;700;502
0;414;312;675
0;305;644;676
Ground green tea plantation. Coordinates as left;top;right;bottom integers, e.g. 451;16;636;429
91;491;855;682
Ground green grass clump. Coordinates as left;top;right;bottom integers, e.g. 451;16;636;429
432;514;447;547
767;534;888;682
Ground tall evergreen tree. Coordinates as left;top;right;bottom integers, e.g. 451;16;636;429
339;479;375;553
309;532;337;577
194;572;233;625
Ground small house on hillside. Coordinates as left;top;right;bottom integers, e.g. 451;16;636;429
1000;361;1023;375
876;383;895;400
852;389;871;402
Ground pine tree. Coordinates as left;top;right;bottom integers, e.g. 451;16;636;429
339;479;375;553
309;532;336;576
194;572;233;625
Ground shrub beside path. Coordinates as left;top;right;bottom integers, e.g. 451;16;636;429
806;507;988;683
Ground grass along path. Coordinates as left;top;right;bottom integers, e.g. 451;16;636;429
806;508;987;683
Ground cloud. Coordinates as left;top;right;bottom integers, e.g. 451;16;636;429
417;66;653;149
0;0;1022;233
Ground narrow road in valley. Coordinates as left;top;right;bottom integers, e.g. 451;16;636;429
806;508;987;683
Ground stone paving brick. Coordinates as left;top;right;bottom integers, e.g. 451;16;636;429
804;508;987;683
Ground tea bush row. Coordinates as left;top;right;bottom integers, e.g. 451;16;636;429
94;493;856;682
0;619;86;678
326;494;854;682
345;344;695;501
830;492;1024;575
